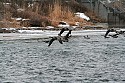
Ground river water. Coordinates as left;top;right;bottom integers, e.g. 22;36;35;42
0;34;125;83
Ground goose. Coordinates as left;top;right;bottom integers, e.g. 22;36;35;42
104;29;125;38
109;34;119;38
48;30;71;46
83;35;90;39
104;29;116;38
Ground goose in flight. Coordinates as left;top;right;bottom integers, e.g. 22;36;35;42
104;29;125;38
109;34;119;38
104;29;116;38
48;30;72;46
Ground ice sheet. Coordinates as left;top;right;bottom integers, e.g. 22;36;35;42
0;29;124;40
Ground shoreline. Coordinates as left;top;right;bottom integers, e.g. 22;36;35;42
0;29;107;41
0;29;125;41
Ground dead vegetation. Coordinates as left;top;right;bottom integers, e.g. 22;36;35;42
0;0;103;28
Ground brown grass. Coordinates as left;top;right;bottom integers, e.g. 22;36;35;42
1;0;102;28
48;0;92;27
0;19;21;28
48;0;74;21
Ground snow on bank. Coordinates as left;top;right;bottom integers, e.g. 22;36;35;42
3;28;125;40
0;30;108;40
75;12;90;21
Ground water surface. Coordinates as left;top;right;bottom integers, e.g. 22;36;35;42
0;35;125;83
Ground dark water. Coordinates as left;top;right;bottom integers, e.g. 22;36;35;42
0;35;125;83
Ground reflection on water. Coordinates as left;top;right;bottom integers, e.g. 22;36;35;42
0;35;125;83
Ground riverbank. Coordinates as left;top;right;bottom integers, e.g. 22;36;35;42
0;29;110;41
1;27;125;41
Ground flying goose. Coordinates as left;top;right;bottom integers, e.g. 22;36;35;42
104;29;125;38
104;29;116;38
48;30;72;46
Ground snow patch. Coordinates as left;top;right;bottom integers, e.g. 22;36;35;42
75;12;90;21
0;30;107;40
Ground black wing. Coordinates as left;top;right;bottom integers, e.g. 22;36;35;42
64;30;72;41
104;29;110;38
58;39;63;44
58;28;65;36
111;34;119;38
48;37;57;46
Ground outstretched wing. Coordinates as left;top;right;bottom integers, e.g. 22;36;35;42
58;28;65;36
65;30;71;38
104;29;110;38
48;37;56;46
58;39;63;44
111;34;119;38
64;30;72;41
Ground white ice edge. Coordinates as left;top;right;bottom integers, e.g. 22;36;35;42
0;29;125;40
